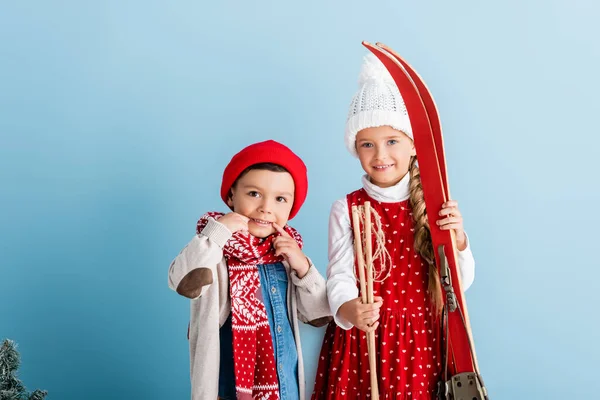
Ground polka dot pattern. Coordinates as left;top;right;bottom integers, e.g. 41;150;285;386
312;190;441;399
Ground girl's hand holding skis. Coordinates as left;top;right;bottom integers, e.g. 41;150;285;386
272;223;310;278
337;296;384;333
436;200;467;251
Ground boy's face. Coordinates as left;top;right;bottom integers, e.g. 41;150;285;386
228;169;295;238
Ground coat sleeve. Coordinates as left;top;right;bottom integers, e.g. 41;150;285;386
290;259;332;327
168;217;232;299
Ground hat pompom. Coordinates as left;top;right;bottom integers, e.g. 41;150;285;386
357;53;395;86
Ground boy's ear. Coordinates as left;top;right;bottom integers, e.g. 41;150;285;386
226;189;234;208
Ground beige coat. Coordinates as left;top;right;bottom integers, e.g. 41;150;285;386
168;217;331;400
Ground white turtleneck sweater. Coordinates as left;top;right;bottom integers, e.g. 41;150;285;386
327;173;476;329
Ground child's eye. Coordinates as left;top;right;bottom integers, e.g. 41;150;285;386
276;196;287;203
248;191;260;198
361;143;373;148
388;139;398;145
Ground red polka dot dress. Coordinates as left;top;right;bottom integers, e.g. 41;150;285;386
312;189;441;399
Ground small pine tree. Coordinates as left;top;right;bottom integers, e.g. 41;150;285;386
0;340;47;400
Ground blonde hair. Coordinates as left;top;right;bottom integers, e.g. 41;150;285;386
408;156;443;314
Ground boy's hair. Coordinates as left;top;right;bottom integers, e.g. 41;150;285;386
228;163;289;200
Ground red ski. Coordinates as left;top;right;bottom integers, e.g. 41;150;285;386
363;41;488;399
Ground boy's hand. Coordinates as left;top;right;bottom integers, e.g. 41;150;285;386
272;222;310;278
218;212;249;234
436;200;467;251
337;296;383;332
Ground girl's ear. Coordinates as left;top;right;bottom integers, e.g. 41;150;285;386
410;141;416;157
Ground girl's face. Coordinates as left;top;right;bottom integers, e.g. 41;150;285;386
356;126;416;188
227;169;295;238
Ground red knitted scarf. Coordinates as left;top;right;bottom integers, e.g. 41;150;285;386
197;212;303;399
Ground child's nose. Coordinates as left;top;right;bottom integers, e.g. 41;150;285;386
258;198;273;214
375;146;387;159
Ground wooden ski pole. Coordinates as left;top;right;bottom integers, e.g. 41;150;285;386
352;205;378;398
364;202;379;399
351;206;368;306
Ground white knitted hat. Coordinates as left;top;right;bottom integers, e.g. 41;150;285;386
345;53;413;157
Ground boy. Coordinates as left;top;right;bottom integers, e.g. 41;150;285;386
168;140;331;400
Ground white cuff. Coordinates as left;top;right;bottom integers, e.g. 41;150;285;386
199;218;232;248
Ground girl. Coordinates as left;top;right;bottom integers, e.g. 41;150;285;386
168;140;331;400
311;54;475;399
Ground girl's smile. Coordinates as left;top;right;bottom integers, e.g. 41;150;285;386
356;126;416;188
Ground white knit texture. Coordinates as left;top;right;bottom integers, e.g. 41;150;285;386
345;53;413;157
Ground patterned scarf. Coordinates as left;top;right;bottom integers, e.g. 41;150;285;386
197;212;303;399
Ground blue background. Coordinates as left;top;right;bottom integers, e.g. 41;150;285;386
2;1;598;399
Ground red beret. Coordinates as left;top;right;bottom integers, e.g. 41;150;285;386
220;140;308;220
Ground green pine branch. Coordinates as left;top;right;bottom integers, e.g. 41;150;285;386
0;340;47;400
